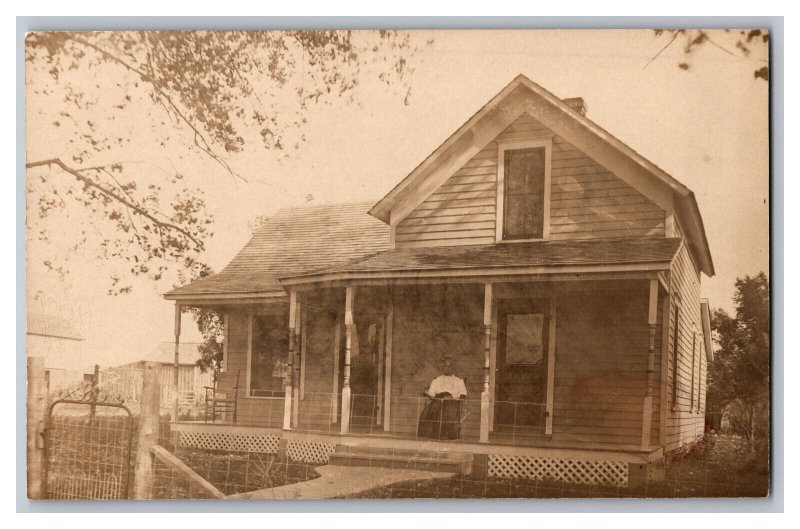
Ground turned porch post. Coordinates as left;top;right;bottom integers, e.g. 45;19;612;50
480;283;493;443
283;290;297;430
642;279;659;449
341;286;354;434
173;303;181;421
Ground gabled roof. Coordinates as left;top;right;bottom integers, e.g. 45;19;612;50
26;312;83;341
368;74;714;277
164;202;390;302
280;238;681;286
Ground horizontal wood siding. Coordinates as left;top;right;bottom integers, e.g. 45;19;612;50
665;244;706;453
224;311;249;378
389;284;485;439
301;308;336;394
396;113;664;248
224;310;285;428
553;284;661;448
297;307;337;429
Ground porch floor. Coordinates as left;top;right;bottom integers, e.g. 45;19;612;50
176;420;662;460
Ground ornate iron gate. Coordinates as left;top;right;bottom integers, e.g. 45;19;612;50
43;384;134;499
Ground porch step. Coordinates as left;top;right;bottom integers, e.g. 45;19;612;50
329;445;473;474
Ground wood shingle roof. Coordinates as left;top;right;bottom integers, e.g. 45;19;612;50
164;202;389;300
279;237;683;284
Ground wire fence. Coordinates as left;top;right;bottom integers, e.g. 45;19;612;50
155;425;320;498
39;381;767;499
225;390;548;444
44;403;134;500
99;367;211;419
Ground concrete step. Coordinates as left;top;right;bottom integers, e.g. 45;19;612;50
329;446;473;474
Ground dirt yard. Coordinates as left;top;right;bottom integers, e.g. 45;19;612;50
154;448;321;498
347;433;770;499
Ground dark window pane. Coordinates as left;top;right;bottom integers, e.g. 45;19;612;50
503;147;546;239
505;313;545;364
505;148;545;195
504;198;526;238
250;315;287;397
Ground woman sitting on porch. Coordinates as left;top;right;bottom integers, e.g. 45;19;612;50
417;357;467;440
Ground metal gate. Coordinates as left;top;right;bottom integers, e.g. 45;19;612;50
43;383;134;499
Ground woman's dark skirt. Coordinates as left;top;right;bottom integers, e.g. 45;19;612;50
417;393;463;440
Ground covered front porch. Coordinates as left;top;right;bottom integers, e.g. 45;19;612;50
169;272;670;456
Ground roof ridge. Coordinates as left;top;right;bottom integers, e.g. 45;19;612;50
275;200;379;213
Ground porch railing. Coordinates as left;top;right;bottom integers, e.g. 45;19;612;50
223;391;547;444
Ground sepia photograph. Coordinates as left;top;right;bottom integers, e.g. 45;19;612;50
23;26;771;502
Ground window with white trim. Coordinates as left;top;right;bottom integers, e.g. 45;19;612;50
496;138;552;242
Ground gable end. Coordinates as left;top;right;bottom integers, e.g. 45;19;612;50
394;113;665;249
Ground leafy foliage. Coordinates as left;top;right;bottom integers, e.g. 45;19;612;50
650;29;769;80
26;30;420;294
187;307;224;376
707;273;770;444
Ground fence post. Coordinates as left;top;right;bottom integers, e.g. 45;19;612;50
133;361;160;499
90;363;100;419
27;356;47;499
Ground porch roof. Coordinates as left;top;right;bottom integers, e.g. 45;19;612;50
279;237;682;285
164;202;390;302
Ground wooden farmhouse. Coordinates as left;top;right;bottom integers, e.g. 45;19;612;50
165;75;715;487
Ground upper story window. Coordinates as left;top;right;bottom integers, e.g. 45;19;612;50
496;138;552;242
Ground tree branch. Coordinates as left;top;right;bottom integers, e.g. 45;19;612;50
26;158;203;249
68;34;247;183
698;30;737;57
643;30;680;70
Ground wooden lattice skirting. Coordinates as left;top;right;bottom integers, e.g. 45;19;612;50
178;430;280;454
286;440;337;465
488;455;629;487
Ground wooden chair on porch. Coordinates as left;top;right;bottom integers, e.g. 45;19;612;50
204;370;240;424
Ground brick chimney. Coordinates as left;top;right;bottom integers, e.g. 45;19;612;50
562;97;587;116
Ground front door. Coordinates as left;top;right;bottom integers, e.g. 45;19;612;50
494;298;550;432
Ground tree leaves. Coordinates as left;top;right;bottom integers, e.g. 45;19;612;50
707;273;769;441
26;30;423;295
27;158;213;293
649;29;769;81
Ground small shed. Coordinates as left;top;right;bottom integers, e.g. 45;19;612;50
26;312;89;392
102;342;213;412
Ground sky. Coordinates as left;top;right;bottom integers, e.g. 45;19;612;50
25;29;770;368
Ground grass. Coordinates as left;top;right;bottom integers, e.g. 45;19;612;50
347;433;770;499
152;434;322;498
46;409;769;499
44;412;320;499
646;432;769;498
